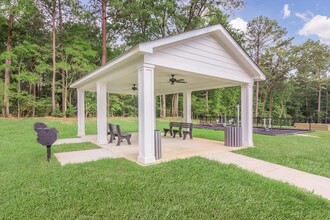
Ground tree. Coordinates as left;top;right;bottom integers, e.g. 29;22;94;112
0;0;38;117
57;37;97;117
12;41;40;117
34;0;59;115
259;39;294;116
245;16;288;117
101;0;107;65
51;0;57;114
0;0;17;117
58;0;85;117
292;40;330;119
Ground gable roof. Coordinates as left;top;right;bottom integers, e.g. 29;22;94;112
71;24;265;88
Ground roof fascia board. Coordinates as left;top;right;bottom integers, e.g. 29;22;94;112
71;46;142;88
139;25;222;53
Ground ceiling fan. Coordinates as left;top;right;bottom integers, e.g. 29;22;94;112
131;84;138;91
169;74;187;85
125;84;138;92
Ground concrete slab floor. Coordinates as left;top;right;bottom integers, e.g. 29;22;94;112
82;133;245;165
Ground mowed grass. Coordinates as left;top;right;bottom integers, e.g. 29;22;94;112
185;126;330;179
1;117;330;219
190;126;330;179
236;131;330;178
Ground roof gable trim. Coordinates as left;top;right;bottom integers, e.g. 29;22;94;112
139;25;222;53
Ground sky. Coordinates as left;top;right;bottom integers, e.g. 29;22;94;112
229;0;330;46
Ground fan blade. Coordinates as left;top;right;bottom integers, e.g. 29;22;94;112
177;81;187;83
176;79;185;82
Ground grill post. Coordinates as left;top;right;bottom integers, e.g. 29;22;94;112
47;145;51;162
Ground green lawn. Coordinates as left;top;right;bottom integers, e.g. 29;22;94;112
190;127;330;179
1;117;330;219
236;131;330;178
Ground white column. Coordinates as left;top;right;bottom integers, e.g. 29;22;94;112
138;64;156;164
77;89;85;136
241;83;254;146
183;91;192;123
96;81;108;144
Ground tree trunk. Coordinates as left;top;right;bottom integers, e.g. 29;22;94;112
3;13;14;117
205;90;209;114
317;86;321;119
32;84;36;117
268;95;273;118
107;93;110;117
58;0;66;118
61;71;66;117
17;79;21;118
51;0;57;114
306;96;309;117
255;81;259;117
261;88;269;114
160;94;166;118
171;93;179;117
254;45;260;118
101;0;107;65
326;87;329;123
69;90;72;105
159;96;163;117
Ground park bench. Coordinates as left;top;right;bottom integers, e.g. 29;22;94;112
181;122;193;140
108;124;132;146
164;122;193;140
164;122;182;137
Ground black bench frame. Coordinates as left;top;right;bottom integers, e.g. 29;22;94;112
181;123;193;140
108;124;132;146
164;122;193;140
164;122;182;137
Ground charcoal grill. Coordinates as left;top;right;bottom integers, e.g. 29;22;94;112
34;123;58;162
34;122;47;132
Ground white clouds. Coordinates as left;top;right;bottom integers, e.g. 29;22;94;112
298;15;330;45
282;4;291;18
229;17;247;33
295;11;314;21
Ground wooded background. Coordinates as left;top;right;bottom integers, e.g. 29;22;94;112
1;0;329;119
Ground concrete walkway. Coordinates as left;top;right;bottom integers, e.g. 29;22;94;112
53;138;89;145
82;134;245;165
55;149;118;165
204;152;330;201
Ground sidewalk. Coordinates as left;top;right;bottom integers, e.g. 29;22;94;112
204;152;330;201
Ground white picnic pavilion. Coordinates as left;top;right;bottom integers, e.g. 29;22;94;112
71;24;265;165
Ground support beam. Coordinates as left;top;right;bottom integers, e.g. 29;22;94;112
138;64;156;164
241;83;253;146
96;81;108;144
183;91;192;123
77;89;85;136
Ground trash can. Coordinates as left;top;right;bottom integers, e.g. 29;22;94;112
154;130;162;160
224;126;242;147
